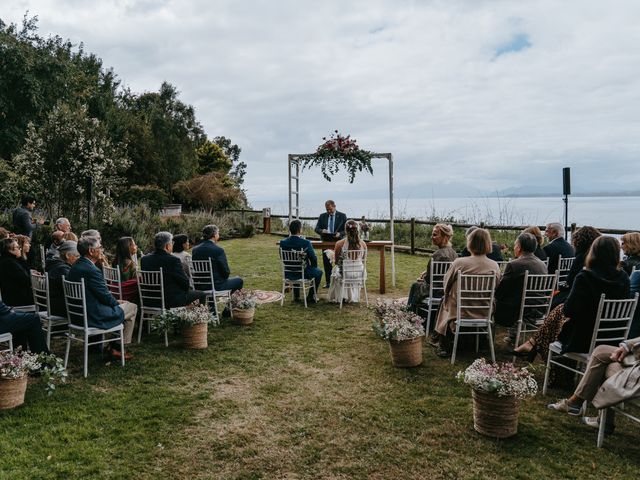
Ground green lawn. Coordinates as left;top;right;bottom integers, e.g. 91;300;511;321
1;235;638;479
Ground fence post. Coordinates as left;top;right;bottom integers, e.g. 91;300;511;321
262;208;271;234
571;223;576;234
410;217;416;254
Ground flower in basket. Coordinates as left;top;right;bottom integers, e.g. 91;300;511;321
226;289;258;310
151;303;219;333
0;350;67;394
371;300;425;342
456;358;538;399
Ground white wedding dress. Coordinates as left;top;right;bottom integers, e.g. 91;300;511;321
328;243;367;303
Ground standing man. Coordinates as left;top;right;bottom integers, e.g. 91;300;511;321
314;200;347;287
12;195;43;239
192;225;244;293
543;222;575;274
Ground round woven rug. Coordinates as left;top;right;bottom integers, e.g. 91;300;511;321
253;290;284;304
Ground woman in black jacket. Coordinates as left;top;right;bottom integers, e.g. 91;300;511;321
0;237;34;307
514;236;630;359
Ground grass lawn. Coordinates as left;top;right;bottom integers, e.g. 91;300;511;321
1;234;638;479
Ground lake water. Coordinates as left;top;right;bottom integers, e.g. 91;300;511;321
257;196;640;231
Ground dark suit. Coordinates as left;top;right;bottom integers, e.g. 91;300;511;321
543;237;575;274
0;256;33;307
68;257;124;330
494;253;548;327
46;258;71;317
279;235;323;298
12;206;36;238
314;210;347;283
0;301;47;353
141;250;207;308
192;239;243;292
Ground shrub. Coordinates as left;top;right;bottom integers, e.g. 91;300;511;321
118;185;169;212
173;173;246;212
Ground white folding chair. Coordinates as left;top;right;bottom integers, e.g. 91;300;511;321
189;258;231;320
496;261;509;274
103;265;123;301
0;333;13;353
0;283;36;313
557;256;575;287
417;261;453;333
40;244;46;272
339;249;368;308
137;269;170;346
31;271;68;349
451;272;497;365
63;277;125;378
598;399;640;448
542;293;639;395
512;271;559;357
279;248;317;308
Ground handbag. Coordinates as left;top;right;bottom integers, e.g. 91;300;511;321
592;343;640;409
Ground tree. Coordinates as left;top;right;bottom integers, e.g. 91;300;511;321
196;140;232;174
213;136;246;186
173;173;246;212
13;104;130;221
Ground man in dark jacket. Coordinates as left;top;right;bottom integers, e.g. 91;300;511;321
141;232;207;307
12;195;42;239
192;225;243;293
543;222;575;274
280;220;323;303
0;300;48;353
494;233;548;329
68;236;137;358
314;200;347;287
46;241;80;317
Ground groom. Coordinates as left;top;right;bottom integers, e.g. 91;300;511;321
314;200;347;287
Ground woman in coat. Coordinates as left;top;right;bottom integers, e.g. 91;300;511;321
433;228;500;358
0;237;33;307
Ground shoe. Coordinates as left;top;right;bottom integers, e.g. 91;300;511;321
306;296;319;304
547;398;585;416
108;348;133;361
509;348;537;362
427;332;440;347
435;341;450;358
581;416;615;435
222;308;231;318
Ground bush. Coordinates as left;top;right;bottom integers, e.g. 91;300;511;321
173;173;246;212
118;185;169;212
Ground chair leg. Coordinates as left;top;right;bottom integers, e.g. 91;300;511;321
486;322;496;363
451;324;460;365
363;284;368;306
164;331;168;347
425;303;432;335
83;337;89;378
64;334;71;369
8;338;13;352
302;283;308;308
137;315;144;344
597;409;607;448
475;328;480;353
281;282;286;306
46;323;52;350
120;333;126;367
542;349;553;395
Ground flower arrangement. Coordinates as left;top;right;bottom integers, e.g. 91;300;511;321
372;300;424;342
457;358;538;399
300;131;374;183
151;303;219;333
226;289;258;310
0;350;67;394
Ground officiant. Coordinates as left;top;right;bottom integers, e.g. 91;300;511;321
314;200;347;287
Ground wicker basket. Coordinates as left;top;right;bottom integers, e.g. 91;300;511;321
0;376;28;410
472;389;519;438
232;307;255;325
182;323;208;349
388;337;423;367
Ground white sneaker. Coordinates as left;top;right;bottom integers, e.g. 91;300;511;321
547;398;586;416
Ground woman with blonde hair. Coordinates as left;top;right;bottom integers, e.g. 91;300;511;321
523;225;547;261
327;219;367;303
620;232;640;275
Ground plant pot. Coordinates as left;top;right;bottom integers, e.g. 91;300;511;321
388;337;423;367
471;389;519;438
232;307;255;325
182;323;208;349
0;376;28;410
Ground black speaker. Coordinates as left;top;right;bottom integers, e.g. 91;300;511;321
86;176;93;201
562;167;571;195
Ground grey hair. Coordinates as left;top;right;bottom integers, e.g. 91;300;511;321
465;225;479;237
77;236;100;256
546;223;564;238
154;231;173;250
81;229;101;239
516;233;538;253
55;217;70;228
202;224;219;240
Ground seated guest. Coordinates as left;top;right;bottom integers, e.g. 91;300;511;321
629;269;640;339
543;222;575;274
280;220;323;303
45;217;72;249
15;235;31;262
80;229;109;268
434;228;501;357
523;226;547;261
494;233;548;341
172;234;192;281
514;236;630;360
460;226;504;261
68;236;138;359
113;237;139;281
0;300;48;353
407;223;458;314
192;225;243;293
81;229;101;239
46;241;80;317
620;232;640;275
0;228;10;240
141;232;207;308
327;219;368;304
46;230;65;260
63;231;78;242
0;237;33;307
547;335;640;434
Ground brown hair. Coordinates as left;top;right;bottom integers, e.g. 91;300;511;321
571;226;601;254
621;232;640;256
467;228;492;256
586;236;620;271
523;226;543;247
345;219;360;250
63;231;78;242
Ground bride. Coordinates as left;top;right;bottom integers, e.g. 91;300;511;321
327;219;368;303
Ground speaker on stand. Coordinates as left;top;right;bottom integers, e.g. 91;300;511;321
562;167;570;238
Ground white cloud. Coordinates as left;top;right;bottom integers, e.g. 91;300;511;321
3;0;640;212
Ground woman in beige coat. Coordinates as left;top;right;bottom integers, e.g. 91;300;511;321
434;228;500;357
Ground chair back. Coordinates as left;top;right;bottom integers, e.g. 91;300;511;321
517;271;559;324
456;272;497;321
279;248;307;280
137;268;166;310
496;261;509;274
543;258;549;267
30;271;51;314
557;256;575;285
341;249;367;284
62;277;88;329
589;293;640;352
428;261;453;299
103;265;123;300
189;258;216;292
40;244;46;271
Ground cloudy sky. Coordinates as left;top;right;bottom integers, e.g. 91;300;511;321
3;0;640;216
